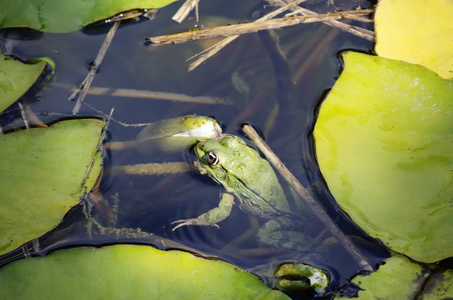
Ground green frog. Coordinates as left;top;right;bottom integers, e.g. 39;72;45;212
172;134;330;294
172;134;326;254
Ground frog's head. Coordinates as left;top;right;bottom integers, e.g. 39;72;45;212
192;134;259;189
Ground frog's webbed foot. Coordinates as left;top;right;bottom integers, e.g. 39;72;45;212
274;262;329;295
172;217;220;231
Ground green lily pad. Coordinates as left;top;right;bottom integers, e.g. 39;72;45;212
0;119;105;256
314;52;453;263
0;53;47;113
338;255;430;299
0;244;290;299
423;268;453;299
0;0;178;33
375;0;453;79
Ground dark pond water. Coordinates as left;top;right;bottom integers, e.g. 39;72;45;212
0;0;389;297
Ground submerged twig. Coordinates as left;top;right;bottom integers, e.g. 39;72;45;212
52;82;232;105
71;21;120;115
146;9;372;46
111;162;192;176
242;124;373;272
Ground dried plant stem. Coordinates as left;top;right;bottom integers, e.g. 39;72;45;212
285;6;374;41
242;124;373;271
146;9;372;46
172;0;200;23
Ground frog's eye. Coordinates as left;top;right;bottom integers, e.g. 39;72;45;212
206;151;219;166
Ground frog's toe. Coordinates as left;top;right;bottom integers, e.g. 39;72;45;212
171;218;220;231
171;219;195;231
274;262;329;295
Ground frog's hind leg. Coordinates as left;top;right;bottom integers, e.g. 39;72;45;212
257;217;327;254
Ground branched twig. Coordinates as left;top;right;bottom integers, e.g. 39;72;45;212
242;124;373;272
187;0;307;71
146;9;373;46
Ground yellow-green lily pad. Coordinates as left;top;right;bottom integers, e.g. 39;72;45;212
0;119;105;256
314;52;453;263
0;53;47;113
375;0;453;79
0;244;290;300
338;255;430;299
0;0;178;33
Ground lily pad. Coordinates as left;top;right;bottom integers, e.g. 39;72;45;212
0;244;290;299
0;0;178;33
338;255;430;299
423;268;453;299
314;52;453;263
375;0;453;79
0;53;47;113
0;119;105;256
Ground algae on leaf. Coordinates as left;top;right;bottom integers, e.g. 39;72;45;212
0;244;290;300
375;0;453;79
0;53;47;113
314;52;453;263
0;0;178;33
0;119;105;256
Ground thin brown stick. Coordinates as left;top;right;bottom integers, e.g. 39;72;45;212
146;9;373;46
242;124;373;271
71;21;119;115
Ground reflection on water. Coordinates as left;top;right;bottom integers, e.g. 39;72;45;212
0;0;388;295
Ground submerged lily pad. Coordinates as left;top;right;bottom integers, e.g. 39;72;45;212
0;119;105;256
0;244;289;299
314;52;453;263
375;0;453;79
0;53;47;113
136;115;221;157
0;0;177;33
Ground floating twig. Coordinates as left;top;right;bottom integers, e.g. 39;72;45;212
187;0;307;71
284;5;374;41
145;9;373;46
241;124;373;271
71;21;120;115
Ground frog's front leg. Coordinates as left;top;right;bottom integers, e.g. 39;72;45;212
172;193;234;230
